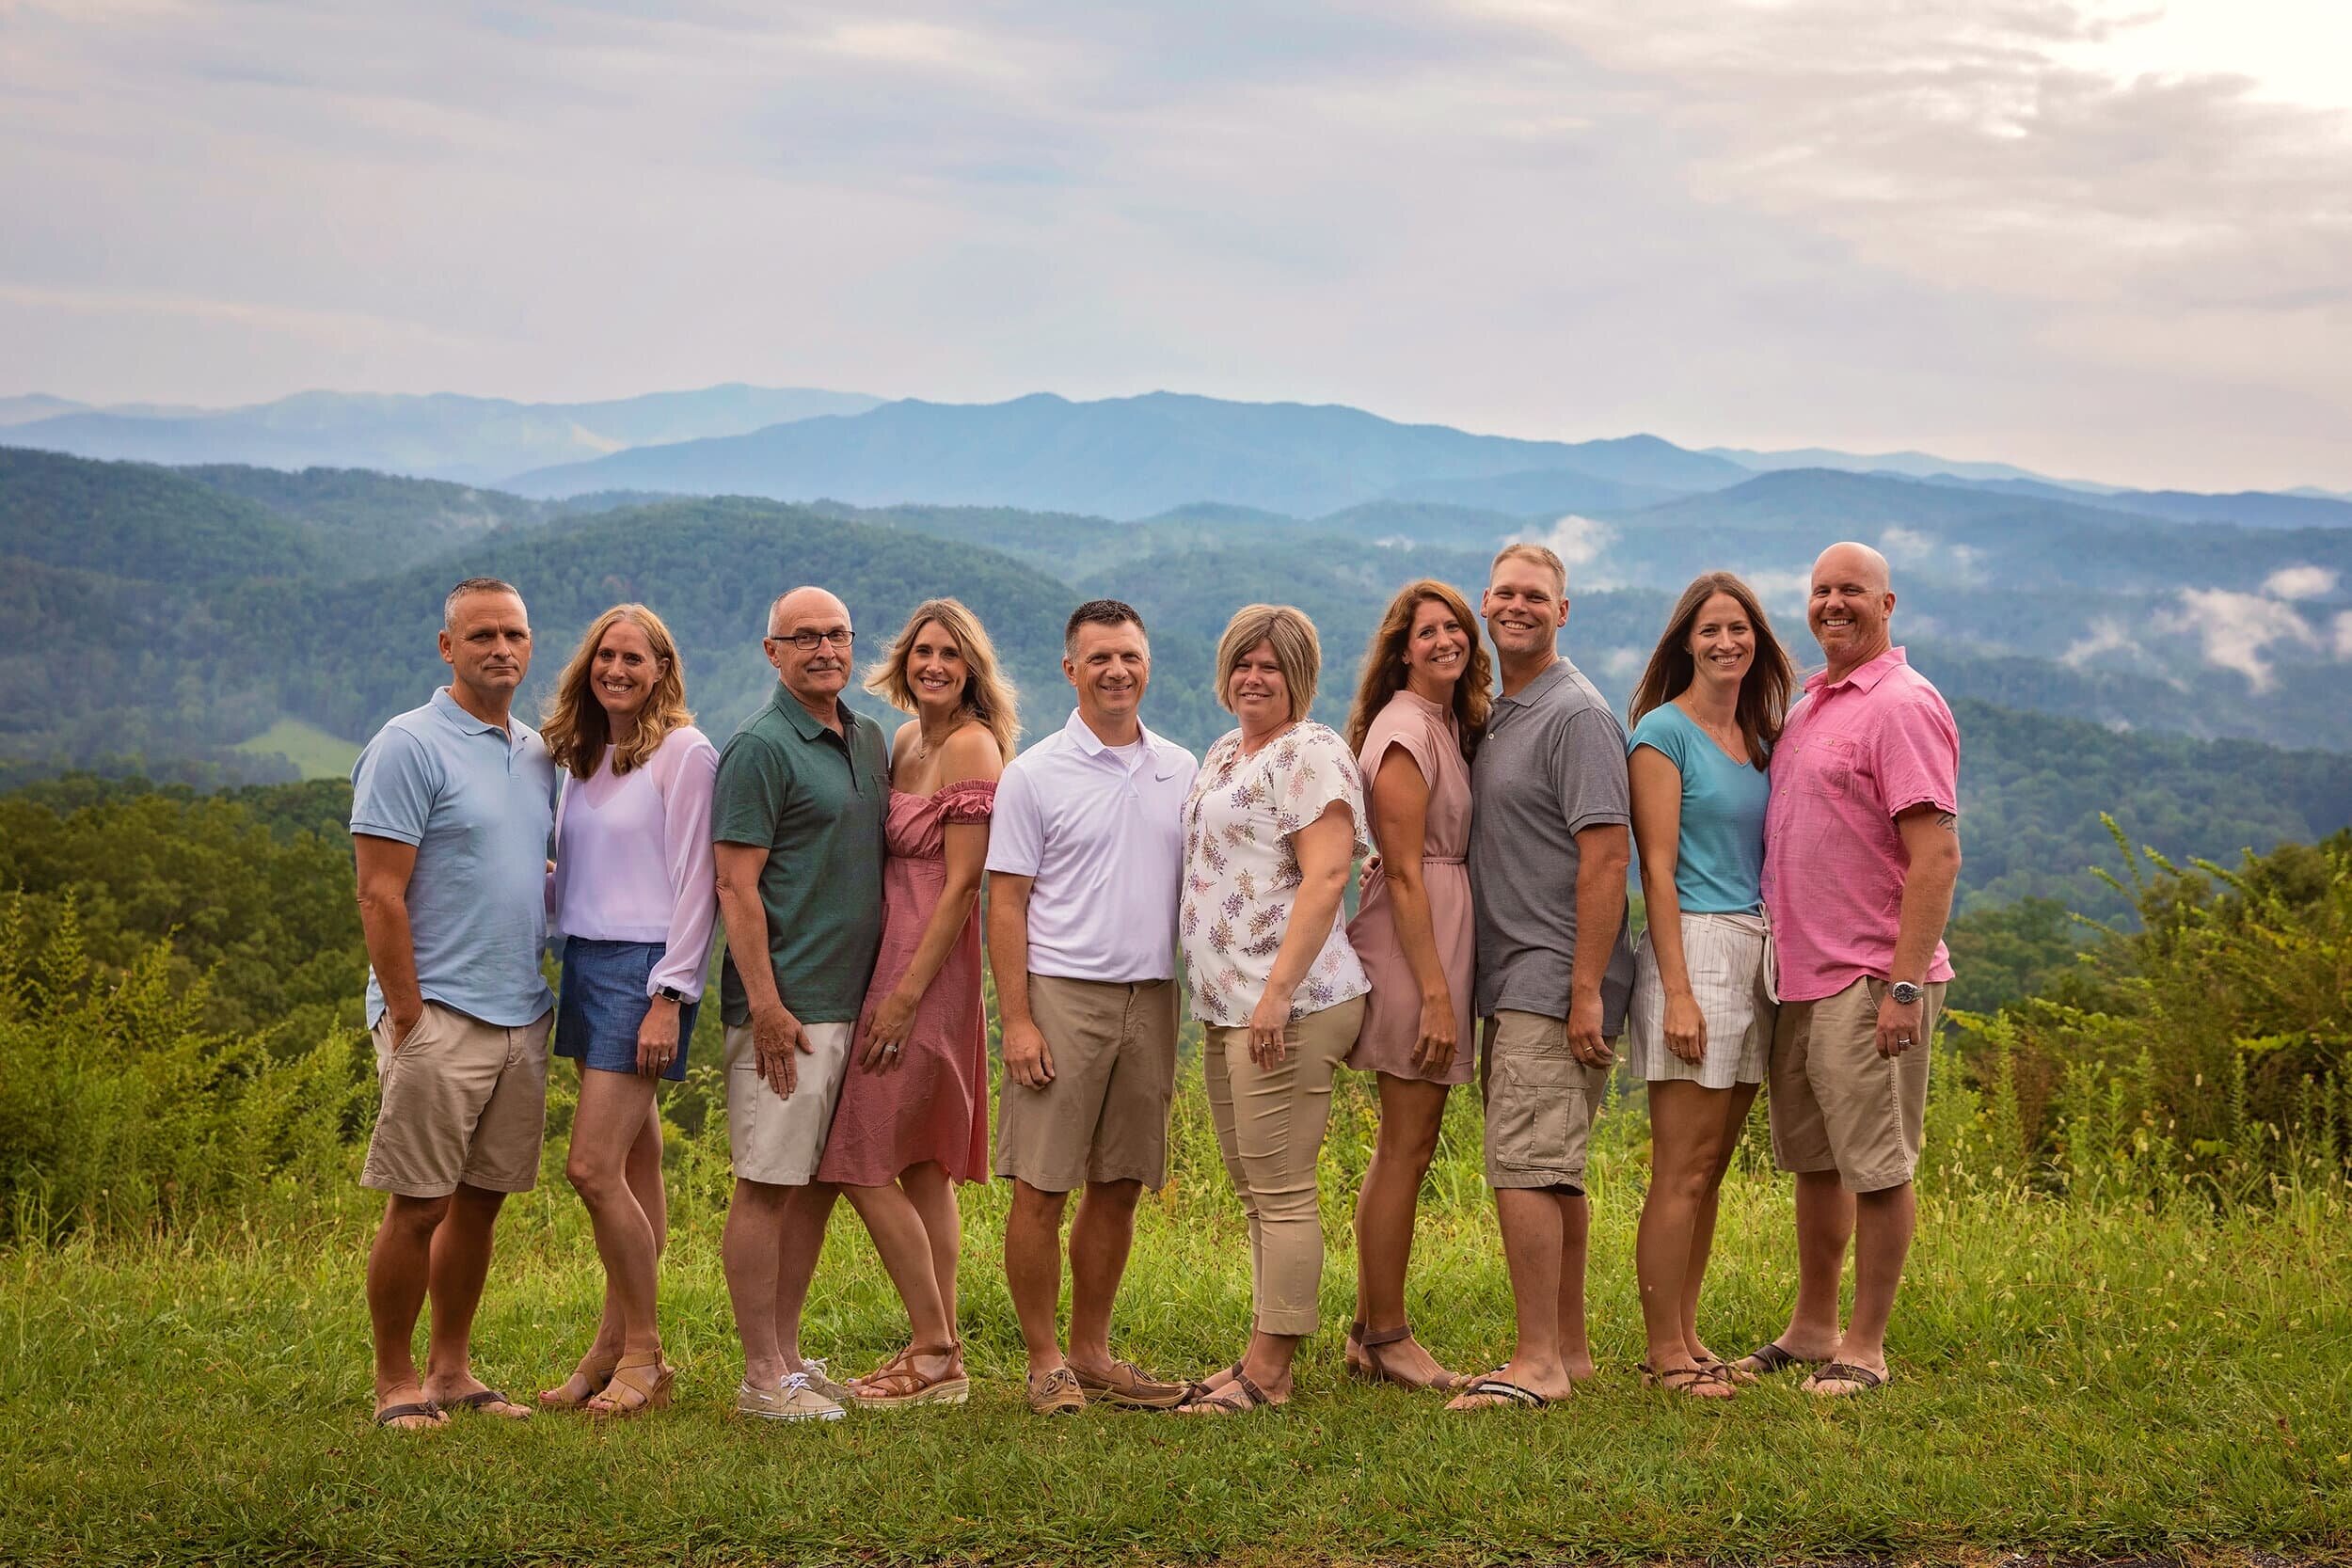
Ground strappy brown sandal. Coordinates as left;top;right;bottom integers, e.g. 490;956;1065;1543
1640;1361;1735;1401
1178;1368;1280;1415
586;1354;675;1419
851;1342;970;1408
539;1351;621;1410
1733;1340;1826;1378
1347;1322;1473;1392
1804;1361;1890;1397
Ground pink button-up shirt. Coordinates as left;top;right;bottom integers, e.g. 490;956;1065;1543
1761;646;1959;1003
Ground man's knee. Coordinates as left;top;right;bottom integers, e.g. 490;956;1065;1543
1081;1177;1142;1215
382;1192;451;1237
1009;1180;1070;1227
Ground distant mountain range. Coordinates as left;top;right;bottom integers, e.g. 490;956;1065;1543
0;385;882;483
8;382;2348;531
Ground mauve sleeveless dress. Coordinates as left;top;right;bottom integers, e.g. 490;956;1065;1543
1344;690;1476;1085
817;778;995;1184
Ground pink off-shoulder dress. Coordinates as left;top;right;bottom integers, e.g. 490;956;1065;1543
818;778;996;1186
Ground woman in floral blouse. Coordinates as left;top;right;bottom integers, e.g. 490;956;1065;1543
1176;604;1372;1416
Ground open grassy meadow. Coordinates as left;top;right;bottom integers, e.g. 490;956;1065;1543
5;1071;2348;1567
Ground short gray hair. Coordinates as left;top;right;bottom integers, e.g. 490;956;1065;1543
444;577;523;628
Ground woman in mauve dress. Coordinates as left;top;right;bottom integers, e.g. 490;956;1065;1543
1339;579;1491;1392
818;597;1017;1408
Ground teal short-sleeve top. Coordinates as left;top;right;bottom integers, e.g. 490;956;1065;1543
1628;703;1770;914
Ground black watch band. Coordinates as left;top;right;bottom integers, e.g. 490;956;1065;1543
656;985;688;1005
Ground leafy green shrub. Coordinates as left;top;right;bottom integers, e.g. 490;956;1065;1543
1948;824;2350;1202
0;896;368;1242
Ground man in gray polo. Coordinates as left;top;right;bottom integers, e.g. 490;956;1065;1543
352;577;559;1431
1450;542;1635;1412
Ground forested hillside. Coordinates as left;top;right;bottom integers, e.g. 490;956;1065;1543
8;450;2352;912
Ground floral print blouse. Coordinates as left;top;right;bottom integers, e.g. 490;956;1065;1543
1180;721;1374;1027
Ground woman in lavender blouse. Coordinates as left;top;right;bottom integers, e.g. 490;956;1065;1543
535;604;719;1418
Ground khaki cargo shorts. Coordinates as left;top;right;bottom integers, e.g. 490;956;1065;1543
724;1020;854;1186
995;974;1179;1193
361;1001;553;1198
1480;1009;1610;1193
1768;975;1943;1193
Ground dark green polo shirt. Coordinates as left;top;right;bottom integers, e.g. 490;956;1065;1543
712;683;889;1026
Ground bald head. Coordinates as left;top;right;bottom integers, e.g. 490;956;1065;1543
768;585;849;637
1812;541;1891;596
1806;540;1896;678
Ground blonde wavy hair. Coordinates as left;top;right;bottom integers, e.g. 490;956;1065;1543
1343;578;1491;760
1215;604;1323;723
864;597;1021;759
541;604;694;780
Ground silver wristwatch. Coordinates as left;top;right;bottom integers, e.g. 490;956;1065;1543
1888;980;1924;1006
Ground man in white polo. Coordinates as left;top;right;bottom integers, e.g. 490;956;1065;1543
988;599;1198;1415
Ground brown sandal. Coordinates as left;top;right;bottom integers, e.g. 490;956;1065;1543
1347;1322;1472;1392
586;1354;675;1419
1641;1361;1735;1401
1179;1369;1279;1415
851;1342;970;1408
539;1352;621;1410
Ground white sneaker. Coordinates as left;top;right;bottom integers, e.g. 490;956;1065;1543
735;1371;845;1422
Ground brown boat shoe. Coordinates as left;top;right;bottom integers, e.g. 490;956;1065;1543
1073;1357;1189;1410
1025;1366;1088;1416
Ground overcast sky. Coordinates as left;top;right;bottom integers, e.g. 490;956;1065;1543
4;0;2348;490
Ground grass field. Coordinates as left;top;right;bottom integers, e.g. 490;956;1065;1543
6;1073;2349;1567
230;716;360;780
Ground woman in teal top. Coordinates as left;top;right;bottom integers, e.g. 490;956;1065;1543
1624;572;1793;1399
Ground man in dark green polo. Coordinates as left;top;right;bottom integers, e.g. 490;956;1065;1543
712;584;888;1421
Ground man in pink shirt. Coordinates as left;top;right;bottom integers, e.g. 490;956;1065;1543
1746;541;1962;1397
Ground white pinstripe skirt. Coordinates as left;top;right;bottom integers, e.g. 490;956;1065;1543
1627;910;1775;1089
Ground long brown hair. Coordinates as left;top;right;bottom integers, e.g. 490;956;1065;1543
541;604;694;780
864;597;1021;759
1344;579;1492;760
1628;572;1792;768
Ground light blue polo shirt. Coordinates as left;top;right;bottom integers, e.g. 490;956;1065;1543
351;687;559;1027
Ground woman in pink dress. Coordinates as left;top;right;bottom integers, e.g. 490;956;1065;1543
818;597;1016;1408
1340;579;1491;1391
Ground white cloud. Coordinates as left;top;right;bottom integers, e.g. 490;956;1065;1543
2335;610;2352;661
2061;617;2139;669
2162;586;2322;691
1531;514;1616;591
1602;645;1645;680
1878;523;1982;584
2263;563;2340;600
2;0;2349;489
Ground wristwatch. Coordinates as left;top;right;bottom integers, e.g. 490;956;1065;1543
655;985;688;1005
1888;980;1924;1006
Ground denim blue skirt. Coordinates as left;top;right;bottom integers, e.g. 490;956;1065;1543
554;939;697;1082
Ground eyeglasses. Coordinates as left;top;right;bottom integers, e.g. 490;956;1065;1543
768;628;856;651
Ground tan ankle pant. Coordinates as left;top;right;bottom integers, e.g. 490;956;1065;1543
1201;995;1367;1337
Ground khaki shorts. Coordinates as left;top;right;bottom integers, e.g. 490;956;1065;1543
361;1002;553;1198
995;974;1179;1193
1480;1010;1610;1193
1768;975;1943;1192
724;1020;854;1186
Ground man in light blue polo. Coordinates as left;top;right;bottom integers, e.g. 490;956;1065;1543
351;576;558;1431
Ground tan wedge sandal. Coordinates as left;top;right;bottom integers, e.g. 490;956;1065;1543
539;1352;621;1411
586;1354;675;1419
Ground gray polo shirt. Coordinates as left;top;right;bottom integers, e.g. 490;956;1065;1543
1469;657;1636;1028
350;687;559;1028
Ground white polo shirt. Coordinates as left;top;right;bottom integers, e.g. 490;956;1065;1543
986;708;1197;984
